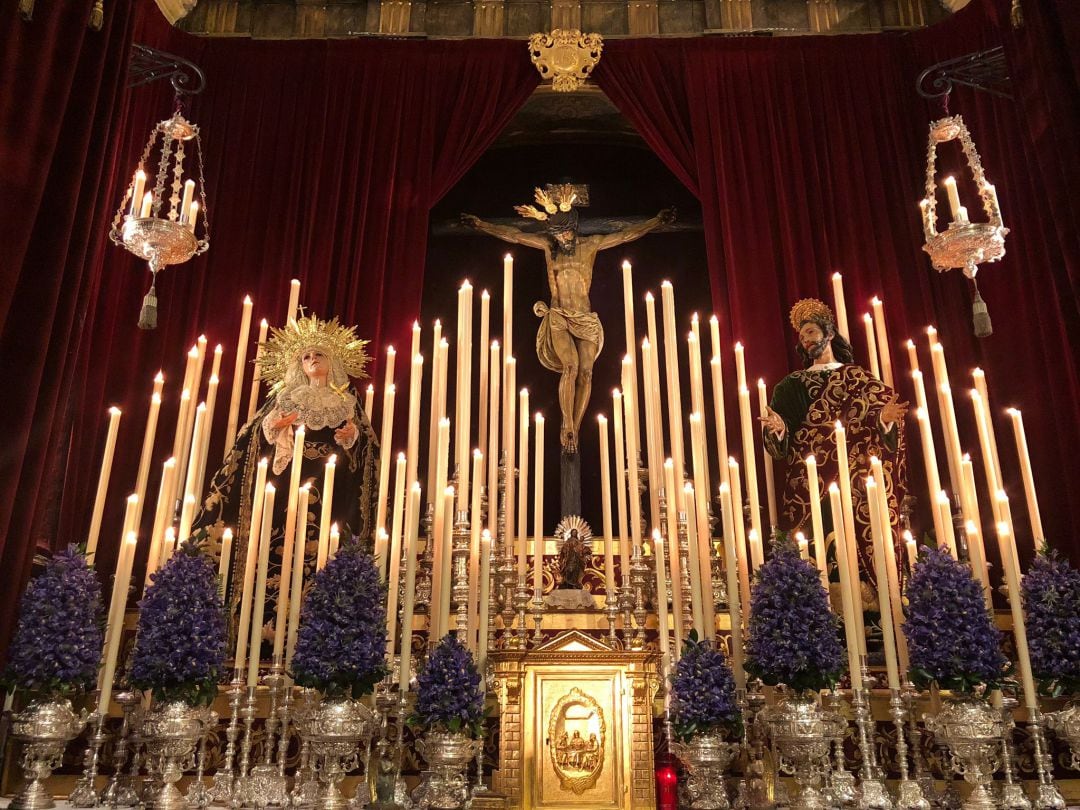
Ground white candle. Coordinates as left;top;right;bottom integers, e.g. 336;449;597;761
247;319;269;420
828;484;862;690
503;356;517;564
684;482;706;637
179;179;195;223
455;281;474;513
426;322;443;503
641;338;663;528
285;485;310;666
502;254;514;363
217;527;234;599
689;413;716;639
737;386;762;543
233;459;267;673
399;484;422;692
971;368;1002;483
905;532;919;571
517;389;530;582
912;371;947;543
718;483;745;689
652;530;672;673
970;390;1003;523
1007;408;1044;549
186;202;198;232
533;413;545;597
862;313;881;380
468;450;484;653
411;321;421;366
866;479;900;690
733;342;747;399
833;421;866;653
709;356;731;489
386;454;407;658
176;493;197;550
687;329;708;499
805;456;828;592
931;346;963;498
384;345;397;400
612;392;630;577
317;455;336;571
905;339;919;373
329;523;340;560
376;384;396;532
869;458;908;675
364;384;375;423
406;353;424;489
130;170;146;215
756;379;777;530
192;371;219;500
831;272;850;339
477;293;490;499
621;261;636;365
160;527;176;565
134;391;162;528
660;282;688;518
224;295;253;455
139;191;152;218
748;528;763;572
145;457;178;589
621;359;645;556
274;423;306;658
98;531;137;716
477;530;492;675
430;418;451;639
994;519;1039;710
871;297;894;388
937;490;958;557
727;459;751;619
487;342;501;538
286;278;301;324
439;487;454;638
943;176;962;221
598;415;616;599
797;532;809;560
662;459;684;646
247;483;276;686
87;407;122;561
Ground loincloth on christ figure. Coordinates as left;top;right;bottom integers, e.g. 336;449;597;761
532;302;604;372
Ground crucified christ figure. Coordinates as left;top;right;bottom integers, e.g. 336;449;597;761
463;184;673;453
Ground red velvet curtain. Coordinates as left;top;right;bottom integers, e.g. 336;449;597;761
0;0;140;648
0;10;536;652
595;19;1080;561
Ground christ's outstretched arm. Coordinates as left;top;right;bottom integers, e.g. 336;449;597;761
461;214;550;251
594;208;675;251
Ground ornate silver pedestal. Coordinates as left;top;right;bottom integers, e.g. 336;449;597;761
413;731;483;810
765;690;843;810
9;698;89;810
925;696;1003;810
671;731;739;809
1046;700;1080;770
299;696;375;810
139;701;211;810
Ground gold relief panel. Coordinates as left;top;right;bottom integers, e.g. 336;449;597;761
548;687;606;794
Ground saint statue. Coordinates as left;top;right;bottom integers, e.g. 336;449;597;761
556;527;589;590
760;298;909;582
463;184;673;453
192;314;380;643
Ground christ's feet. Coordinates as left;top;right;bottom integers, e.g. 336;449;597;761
561;424;577;454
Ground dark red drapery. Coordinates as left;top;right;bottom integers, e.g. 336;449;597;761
594;15;1080;563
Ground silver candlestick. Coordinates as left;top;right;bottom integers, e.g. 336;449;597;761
184;709;218;808
889;689;930;810
629;546;649;651
998;695;1032;810
530;594;544;646
1028;706;1066;809
513;582;531;649
101;691;142;808
851;685;892;809
619;573;635;650
208;674;244;805
69;711;108;808
229;686;258;810
452;510;471;644
824;688;857;808
247;660;289;807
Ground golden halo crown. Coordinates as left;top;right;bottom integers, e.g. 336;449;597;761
789;298;835;332
514;183;590;221
259;313;371;389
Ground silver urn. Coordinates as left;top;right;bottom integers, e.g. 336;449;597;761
139;700;211;810
1045;700;1080;771
413;731;484;810
299;695;375;810
9;698;89;810
670;730;739;809
925;695;1004;810
764;690;844;810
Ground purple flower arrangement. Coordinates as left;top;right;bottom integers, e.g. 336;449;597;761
903;545;1007;693
291;542;387;698
670;632;740;741
2;547;103;697
130;541;227;706
745;540;844;693
410;634;485;737
1023;549;1080;696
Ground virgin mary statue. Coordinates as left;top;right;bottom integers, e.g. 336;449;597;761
192;314;379;646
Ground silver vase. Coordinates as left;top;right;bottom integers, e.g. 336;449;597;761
413;731;483;810
9;698;89;810
299;695;375;810
670;730;739;809
139;701;211;810
765;690;844;810
925;695;1003;810
1045;700;1080;771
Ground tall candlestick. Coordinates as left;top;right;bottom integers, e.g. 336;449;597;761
225;296;254;455
871;297;894;388
477;530;492;675
612;391;630;576
905;339;919;373
130;170;146;215
217;527;234;599
87;407;122;561
733;343;747;398
970;390;1003;523
411;322;421;367
455;281;474;513
598;414;616;600
145;457;178;588
937;490;958;558
426;321;444;503
1007;408;1044;549
384;345;397;400
247;319;269;420
621;358;644;556
748;529;763;572
718;483;744;690
833;421;866;653
912;370;947;544
737;386;762;543
930;343;963;498
406;354;424;489
274;424;306;659
329;523;340;559
994;520;1038;711
866;479;901;690
192;372;219;500
386;454;407;657
234;459;267;674
487;342;501;537
285;485;310;666
797;532;809;560
177;484;199;547
828;484;862;690
134;390;162;528
286;278;301;324
831;273;850;340
503;357;517;564
641;338;663;528
756;379;778;530
477;292;490;499
317;455;336;571
430;418;451;640
376;384;396;531
98;531;137;716
621;261;636;366
663;459;685;645
869;458;908;674
688;414;715;639
533;413;545;597
652;530;672;672
727;459;751;619
248;483;276;686
502;254;514;363
862;313;881;380
684;482;706;637
688;330;709;498
660;281;688;517
517;389;530;581
468;450;484;653
439;486;455;637
399;483;422;691
805;456;828;592
905;532;919;571
959;456;992;602
709;356;731;489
